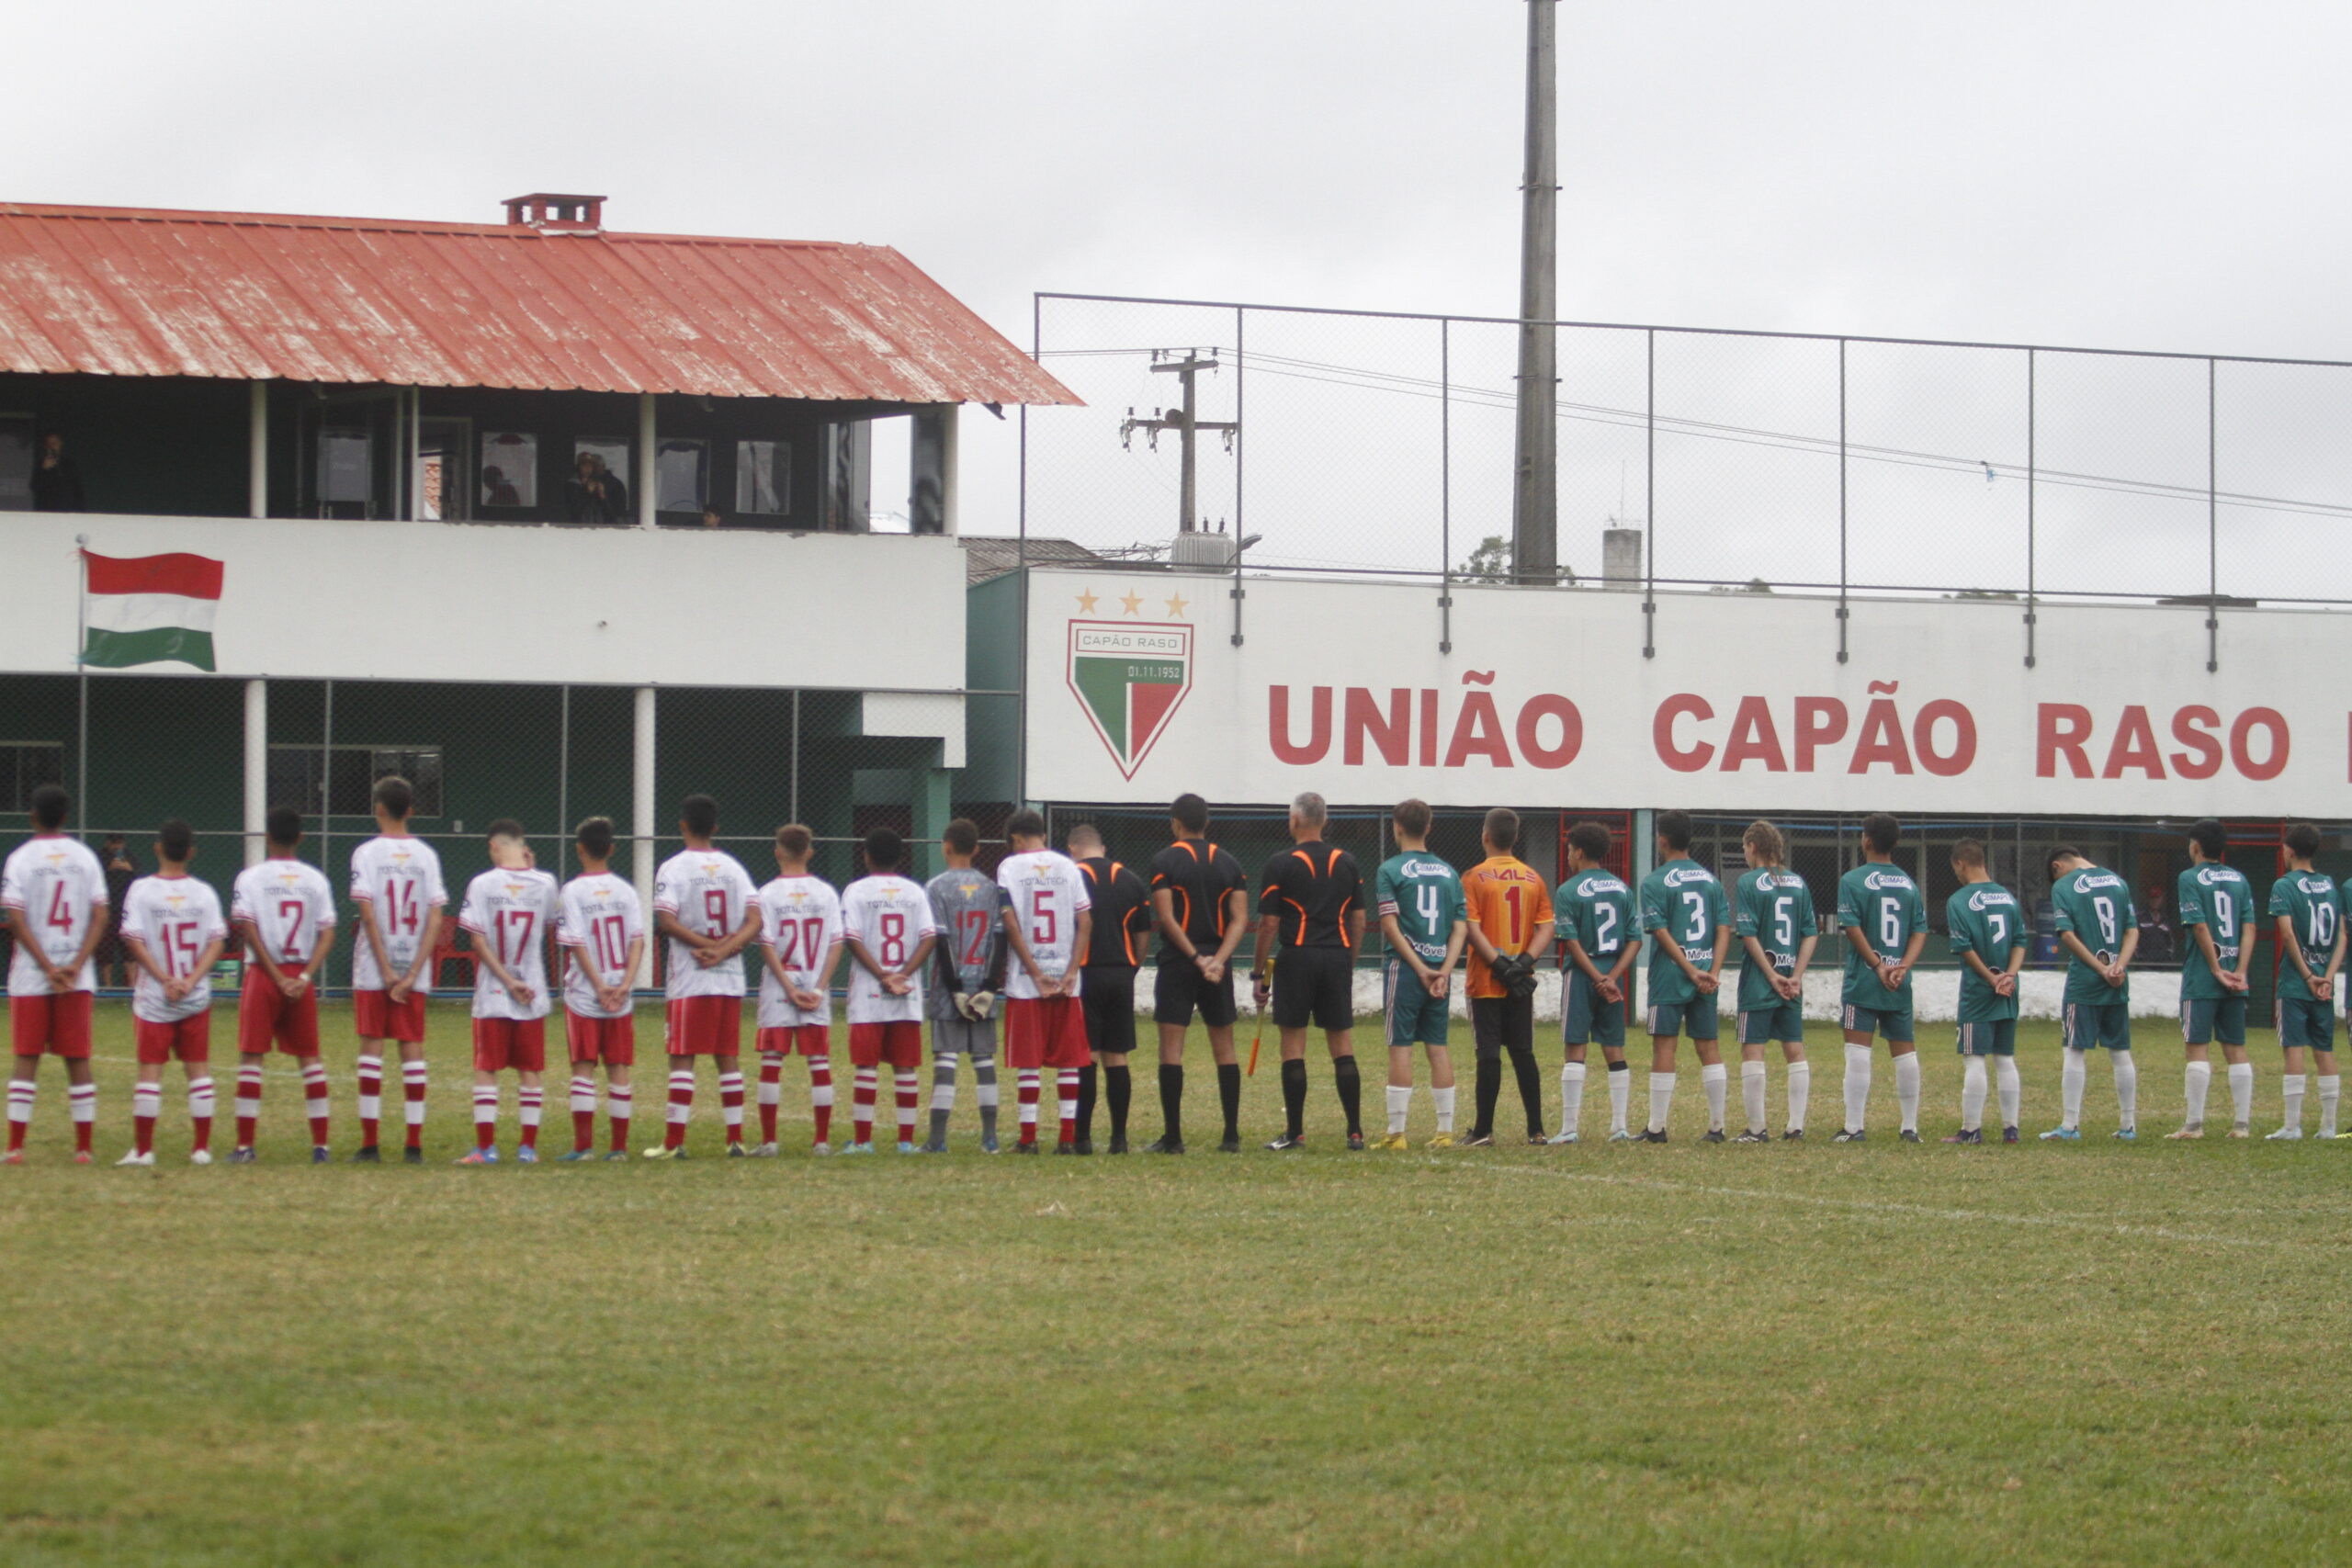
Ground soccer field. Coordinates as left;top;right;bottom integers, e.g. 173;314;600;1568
4;1002;2348;1567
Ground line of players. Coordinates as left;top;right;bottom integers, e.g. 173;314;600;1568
6;778;2346;1162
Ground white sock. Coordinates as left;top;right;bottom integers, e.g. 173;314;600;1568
2280;1072;2306;1132
2182;1060;2212;1127
70;1083;96;1126
2320;1075;2341;1137
1607;1066;1630;1134
608;1086;633;1125
1842;1044;1872;1132
1894;1052;1921;1134
187;1076;215;1124
473;1086;499;1133
518;1087;542;1133
1700;1063;1728;1132
1740;1061;1767;1134
2227;1062;2255;1127
2111;1052;2138;1131
667;1069;695;1126
1431;1085;1455;1133
1056;1068;1080;1131
1558;1062;1587;1135
235;1065;265;1126
718;1070;746;1132
6;1081;33;1128
1648;1070;1676;1134
1961;1056;1988;1131
933;1055;958;1113
898;1069;922;1140
1017;1068;1041;1127
569;1076;597;1119
2061;1047;2087;1129
1385;1083;1411;1135
1996;1057;2021;1130
301;1062;331;1133
402;1061;428;1128
134;1084;163;1122
1786;1059;1810;1133
356;1054;383;1123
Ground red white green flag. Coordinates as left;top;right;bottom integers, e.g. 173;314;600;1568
80;549;224;671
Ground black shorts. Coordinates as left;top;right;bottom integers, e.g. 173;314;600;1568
1154;959;1238;1030
1471;994;1533;1059
1080;967;1138;1055
1272;946;1355;1032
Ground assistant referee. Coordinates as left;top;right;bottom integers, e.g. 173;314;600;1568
1069;822;1152;1154
1252;792;1368;1150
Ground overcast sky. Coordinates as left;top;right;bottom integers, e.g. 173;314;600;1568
11;0;2351;562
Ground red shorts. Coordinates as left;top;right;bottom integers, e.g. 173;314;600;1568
10;992;93;1059
1003;996;1091;1070
354;987;428;1043
135;1013;211;1066
238;970;322;1056
664;995;742;1056
473;1016;548;1074
565;1011;637;1066
757;1024;832;1057
848;1021;923;1069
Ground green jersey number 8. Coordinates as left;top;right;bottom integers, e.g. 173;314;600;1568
2091;895;2119;948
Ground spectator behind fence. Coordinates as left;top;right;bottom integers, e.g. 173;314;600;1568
563;451;629;525
32;433;85;512
96;833;136;987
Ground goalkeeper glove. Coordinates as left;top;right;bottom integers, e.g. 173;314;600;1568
967;989;998;1020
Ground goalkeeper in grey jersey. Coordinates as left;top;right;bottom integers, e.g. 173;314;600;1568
923;818;1011;1152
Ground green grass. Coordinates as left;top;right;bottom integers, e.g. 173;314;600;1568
4;1003;2350;1566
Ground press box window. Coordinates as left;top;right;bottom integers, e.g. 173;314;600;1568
0;742;64;812
736;439;790;516
268;745;444;818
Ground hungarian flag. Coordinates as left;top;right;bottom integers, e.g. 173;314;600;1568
80;550;224;671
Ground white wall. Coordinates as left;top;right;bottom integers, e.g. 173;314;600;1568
5;514;968;692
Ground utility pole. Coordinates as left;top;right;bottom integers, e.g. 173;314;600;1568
1120;350;1238;535
1510;0;1561;586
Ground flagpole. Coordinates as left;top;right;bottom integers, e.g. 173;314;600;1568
74;535;88;838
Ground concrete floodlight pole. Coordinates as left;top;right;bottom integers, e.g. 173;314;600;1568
1510;0;1560;586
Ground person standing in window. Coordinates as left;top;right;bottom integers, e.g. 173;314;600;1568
563;451;629;524
32;434;85;512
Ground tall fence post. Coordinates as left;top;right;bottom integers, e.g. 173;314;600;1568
1837;337;1849;664
1643;328;1656;660
556;683;570;883
2207;356;2220;673
1440;316;1453;653
2024;347;2038;670
1231;305;1247;648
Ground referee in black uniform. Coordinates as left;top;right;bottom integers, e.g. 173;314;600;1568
1069;823;1152;1154
1147;794;1252;1153
1252;791;1368;1150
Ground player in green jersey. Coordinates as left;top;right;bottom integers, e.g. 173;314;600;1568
2265;822;2344;1140
1730;820;1816;1143
1940;840;2025;1145
2170;818;2256;1140
2042;847;2140;1141
1373;798;1467;1151
1832;814;1929;1144
1552;820;1637;1144
1636;810;1732;1143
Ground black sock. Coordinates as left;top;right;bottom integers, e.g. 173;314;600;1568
1508;1044;1544;1138
1332;1054;1363;1136
1280;1058;1307;1138
1159;1062;1184;1142
1218;1062;1244;1137
1075;1063;1099;1142
1473;1055;1502;1136
1105;1064;1132;1140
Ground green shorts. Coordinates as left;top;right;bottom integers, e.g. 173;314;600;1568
1841;1000;1915;1043
1646;993;1720;1042
1562;973;1625;1050
1736;999;1804;1046
2179;997;2246;1049
2275;997;2335;1053
1383;959;1450;1048
2063;999;2132;1052
1955;1020;2016;1056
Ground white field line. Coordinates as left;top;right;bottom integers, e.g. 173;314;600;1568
1461;1159;2301;1250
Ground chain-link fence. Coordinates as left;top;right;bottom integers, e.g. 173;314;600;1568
1023;294;2352;659
0;671;1019;993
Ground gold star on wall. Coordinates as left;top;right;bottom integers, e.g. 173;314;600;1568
1075;589;1100;613
1118;591;1145;616
1165;593;1190;617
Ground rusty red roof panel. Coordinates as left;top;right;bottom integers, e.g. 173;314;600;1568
0;201;1077;405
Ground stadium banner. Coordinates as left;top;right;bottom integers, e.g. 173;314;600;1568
4;514;967;692
1023;567;2348;817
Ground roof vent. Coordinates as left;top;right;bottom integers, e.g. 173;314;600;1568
503;193;605;231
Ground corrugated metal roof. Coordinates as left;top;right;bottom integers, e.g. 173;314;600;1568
0;201;1077;405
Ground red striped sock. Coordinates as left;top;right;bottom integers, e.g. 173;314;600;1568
236;1064;265;1148
300;1060;330;1149
1057;1068;1080;1145
895;1069;920;1145
808;1056;834;1145
665;1070;695;1150
1017;1069;1041;1145
759;1054;783;1143
517;1087;542;1149
853;1066;878;1145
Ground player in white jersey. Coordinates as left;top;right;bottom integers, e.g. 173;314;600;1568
838;829;940;1153
115;819;229;1167
3;785;109;1163
555;817;645;1161
753;823;844;1155
456;820;560;1165
346;775;447;1164
996;808;1094;1154
228;806;339;1162
646;794;761;1158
